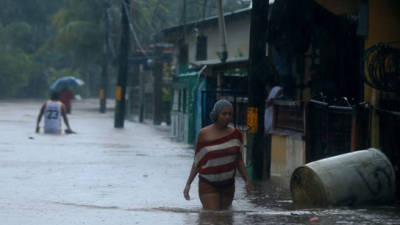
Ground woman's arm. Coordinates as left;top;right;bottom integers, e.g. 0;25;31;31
36;103;46;133
183;162;198;200
237;154;251;194
61;104;72;132
183;129;206;200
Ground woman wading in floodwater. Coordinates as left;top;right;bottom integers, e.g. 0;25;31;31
183;99;251;210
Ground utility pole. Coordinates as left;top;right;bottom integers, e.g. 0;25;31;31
139;65;145;123
247;0;270;179
216;0;228;99
202;0;208;19
152;44;164;125
177;0;188;75
114;0;130;128
182;0;186;34
217;0;228;63
128;3;139;121
129;61;140;120
100;0;111;113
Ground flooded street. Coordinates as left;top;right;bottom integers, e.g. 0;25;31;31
0;99;399;225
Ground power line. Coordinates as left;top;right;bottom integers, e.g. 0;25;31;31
120;0;149;58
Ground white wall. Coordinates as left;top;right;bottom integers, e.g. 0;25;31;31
183;13;251;62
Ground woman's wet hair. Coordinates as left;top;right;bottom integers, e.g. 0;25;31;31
209;99;232;122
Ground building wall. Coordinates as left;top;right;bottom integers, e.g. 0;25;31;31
270;135;286;177
184;14;251;62
314;0;358;15
251;0;399;179
270;135;306;178
168;11;251;144
364;0;400;147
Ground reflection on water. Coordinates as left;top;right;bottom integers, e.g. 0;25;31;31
197;211;234;225
182;176;400;225
247;177;292;210
47;172;400;225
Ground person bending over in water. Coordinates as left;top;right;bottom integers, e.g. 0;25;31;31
183;99;251;210
36;91;73;134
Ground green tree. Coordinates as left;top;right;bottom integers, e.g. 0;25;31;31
45;0;104;96
4;22;33;52
0;0;67;98
0;0;250;99
0;49;38;98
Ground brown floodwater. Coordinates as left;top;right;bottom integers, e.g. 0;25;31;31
0;99;399;225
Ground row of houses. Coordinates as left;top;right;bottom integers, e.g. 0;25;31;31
128;0;400;200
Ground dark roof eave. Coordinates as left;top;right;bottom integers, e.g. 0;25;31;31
194;57;249;72
161;7;252;36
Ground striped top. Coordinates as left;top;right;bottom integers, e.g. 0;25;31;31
195;128;243;186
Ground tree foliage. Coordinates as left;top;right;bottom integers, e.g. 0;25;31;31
0;48;41;98
0;0;249;99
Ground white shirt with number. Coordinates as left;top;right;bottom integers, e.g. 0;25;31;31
44;100;62;134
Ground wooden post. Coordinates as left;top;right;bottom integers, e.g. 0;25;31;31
152;44;164;125
114;0;130;128
139;66;145;123
247;0;270;179
217;0;228;63
100;0;111;113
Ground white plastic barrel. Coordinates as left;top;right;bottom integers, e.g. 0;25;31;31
290;148;396;207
